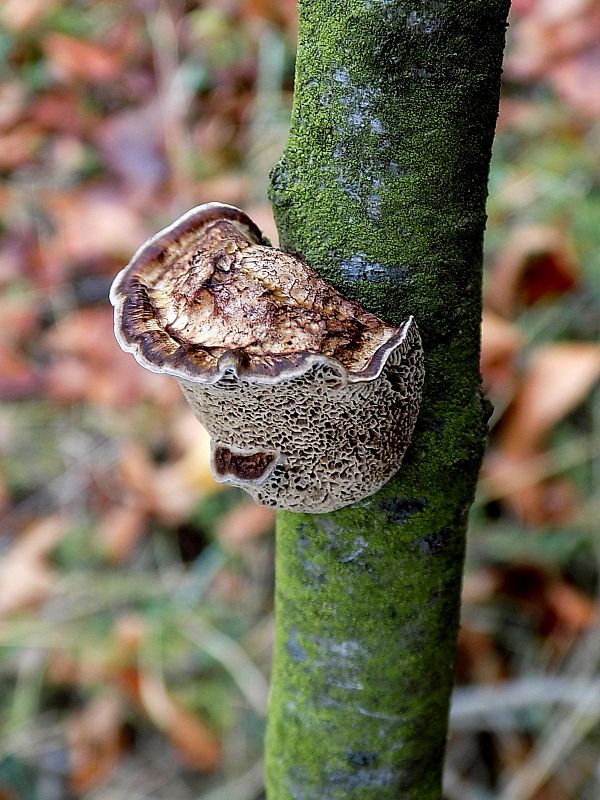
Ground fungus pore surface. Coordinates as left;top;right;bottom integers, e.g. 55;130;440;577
110;203;424;512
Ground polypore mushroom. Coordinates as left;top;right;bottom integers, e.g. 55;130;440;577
110;203;424;513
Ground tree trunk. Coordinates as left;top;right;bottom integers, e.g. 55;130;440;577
265;2;510;798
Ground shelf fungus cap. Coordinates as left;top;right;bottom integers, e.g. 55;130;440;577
110;203;424;513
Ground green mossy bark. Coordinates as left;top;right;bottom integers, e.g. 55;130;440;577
266;2;509;798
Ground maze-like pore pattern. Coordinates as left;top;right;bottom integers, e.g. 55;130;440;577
179;318;423;513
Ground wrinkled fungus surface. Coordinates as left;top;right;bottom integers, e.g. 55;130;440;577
110;203;424;512
111;203;400;382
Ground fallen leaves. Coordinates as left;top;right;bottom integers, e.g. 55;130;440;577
0;126;43;171
49;613;223;791
482;342;600;523
485;227;579;317
507;0;600;116
95;504;148;565
0;0;60;31
0;1;598;797
498;343;600;458
135;669;222;771
67;692;125;795
0;516;67;617
43;33;123;84
115;434;220;528
44;189;148;264
480;310;523;410
43;307;179;407
216;501;275;552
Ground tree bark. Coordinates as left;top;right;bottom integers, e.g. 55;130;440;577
265;2;510;798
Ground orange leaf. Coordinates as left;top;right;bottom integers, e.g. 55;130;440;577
45;189;146;262
68;692;124;795
480;310;523;404
499;342;600;457
482;341;600;524
0;516;67;617
216;501;275;551
170;421;221;495
0;82;25;132
546;580;597;632
134;670;222;771
0;125;42;170
0;0;59;31
43;33;122;83
485;227;578;318
96;505;148;564
506;0;600;116
242;0;298;31
0;342;40;400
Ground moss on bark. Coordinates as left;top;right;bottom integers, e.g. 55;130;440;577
265;2;510;798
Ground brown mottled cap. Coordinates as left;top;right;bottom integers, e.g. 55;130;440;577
110;203;405;384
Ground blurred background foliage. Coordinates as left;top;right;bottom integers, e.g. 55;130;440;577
0;1;599;798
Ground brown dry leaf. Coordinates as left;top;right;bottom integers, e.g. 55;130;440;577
43;307;179;407
118;667;221;772
216;501;275;552
456;626;505;684
242;0;298;31
170;421;222;496
150;463;200;525
95;104;166;195
551;42;600;117
485;459;579;524
0;125;43;170
0;82;25;131
0;342;40;400
485;227;578;317
0;516;67;617
499;342;600;457
546;580;597;633
96;504;148;564
506;0;600;115
482;342;600;523
67;692;124;795
480;310;523;404
30;89;93;137
116;443;200;525
137;671;222;771
43;33;122;84
45;188;147;262
130;414;226;519
0;0;59;31
117;442;158;507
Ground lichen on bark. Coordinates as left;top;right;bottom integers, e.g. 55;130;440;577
265;2;510;798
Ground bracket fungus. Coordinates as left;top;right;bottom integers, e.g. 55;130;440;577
110;203;424;513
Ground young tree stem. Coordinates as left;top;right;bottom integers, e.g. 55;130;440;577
266;2;510;797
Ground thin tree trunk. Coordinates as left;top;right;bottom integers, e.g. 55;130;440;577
265;2;510;798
